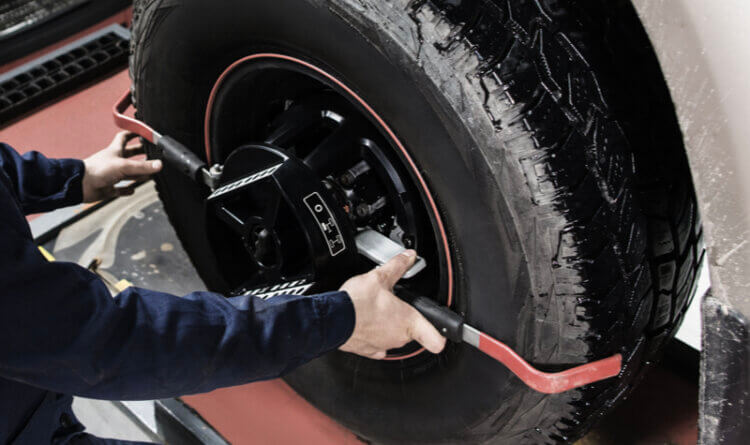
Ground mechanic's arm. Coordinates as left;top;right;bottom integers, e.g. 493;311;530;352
0;225;443;400
0;132;160;214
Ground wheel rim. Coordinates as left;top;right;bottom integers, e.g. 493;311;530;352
204;53;454;360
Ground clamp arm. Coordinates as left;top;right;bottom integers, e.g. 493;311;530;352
113;90;219;188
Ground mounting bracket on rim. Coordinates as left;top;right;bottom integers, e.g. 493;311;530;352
205;143;360;292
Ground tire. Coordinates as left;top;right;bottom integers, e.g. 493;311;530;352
130;0;703;443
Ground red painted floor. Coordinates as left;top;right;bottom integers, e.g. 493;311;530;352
182;382;360;445
0;70;130;160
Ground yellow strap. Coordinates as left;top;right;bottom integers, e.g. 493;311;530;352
114;279;133;292
38;246;55;262
38;246;132;291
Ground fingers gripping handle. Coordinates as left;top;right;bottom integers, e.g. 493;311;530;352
410;296;464;342
395;286;463;342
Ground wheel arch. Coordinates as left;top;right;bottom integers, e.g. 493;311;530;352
631;0;750;312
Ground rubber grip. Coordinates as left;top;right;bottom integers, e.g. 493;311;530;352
157;135;207;181
410;296;464;343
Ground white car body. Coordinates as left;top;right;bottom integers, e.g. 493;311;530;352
632;1;750;338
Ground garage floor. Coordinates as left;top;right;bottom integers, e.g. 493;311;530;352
0;69;702;444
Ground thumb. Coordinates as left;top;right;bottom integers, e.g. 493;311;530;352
408;308;447;354
378;250;417;288
110;131;131;151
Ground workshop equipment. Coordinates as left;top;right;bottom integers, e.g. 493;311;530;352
113;90;622;394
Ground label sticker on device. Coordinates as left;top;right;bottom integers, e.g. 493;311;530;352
303;192;346;257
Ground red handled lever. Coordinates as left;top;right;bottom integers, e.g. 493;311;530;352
113;90;158;143
113;90;210;184
405;293;622;394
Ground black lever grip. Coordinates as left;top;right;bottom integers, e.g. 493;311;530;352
411;296;464;342
157;135;207;181
395;285;464;342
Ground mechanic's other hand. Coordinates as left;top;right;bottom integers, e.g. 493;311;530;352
82;131;162;202
339;250;446;360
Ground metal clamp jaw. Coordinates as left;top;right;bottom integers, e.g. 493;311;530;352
201;164;223;190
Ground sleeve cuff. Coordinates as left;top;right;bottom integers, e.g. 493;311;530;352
310;290;355;355
57;158;85;207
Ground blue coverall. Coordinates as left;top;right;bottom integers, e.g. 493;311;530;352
0;143;355;444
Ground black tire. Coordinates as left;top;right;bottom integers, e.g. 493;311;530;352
130;0;703;443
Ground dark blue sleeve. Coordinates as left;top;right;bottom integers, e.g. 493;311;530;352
0;218;355;400
0;143;84;214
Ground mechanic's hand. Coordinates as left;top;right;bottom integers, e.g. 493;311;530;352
82;131;162;202
339;250;446;360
